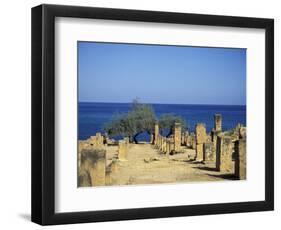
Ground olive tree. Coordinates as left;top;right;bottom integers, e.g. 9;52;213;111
158;113;187;137
104;100;156;143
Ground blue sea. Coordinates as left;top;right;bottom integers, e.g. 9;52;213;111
78;102;246;141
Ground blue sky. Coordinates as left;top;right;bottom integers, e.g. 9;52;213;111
78;42;246;105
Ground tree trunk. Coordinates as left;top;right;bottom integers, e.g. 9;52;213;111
133;132;142;144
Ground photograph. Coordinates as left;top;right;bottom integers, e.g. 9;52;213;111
77;42;247;187
30;3;274;225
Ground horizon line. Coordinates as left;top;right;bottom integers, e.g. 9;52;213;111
78;101;246;107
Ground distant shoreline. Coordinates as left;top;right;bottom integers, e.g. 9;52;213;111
79;101;246;107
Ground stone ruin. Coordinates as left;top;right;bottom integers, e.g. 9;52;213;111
118;137;129;161
213;120;247;179
154;122;159;145
78;113;247;187
234;137;246;179
151;113;247;179
195;123;207;161
174;122;181;152
153;121;181;156
78;132;107;186
78;148;106;186
78;131;134;186
216;135;233;172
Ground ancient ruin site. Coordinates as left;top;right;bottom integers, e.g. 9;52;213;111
78;114;246;187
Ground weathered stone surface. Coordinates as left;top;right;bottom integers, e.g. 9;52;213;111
196;123;207;144
195;124;206;161
203;142;214;162
163;138;167;153
118;140;127;161
79;149;106;186
206;134;212;143
154;122;159;145
88;133;104;149
174;122;181;152
210;130;221;163
234;138;246;179
196;143;204;161
239;127;247;139
166;139;171;156
216;135;233;172
214;114;222;132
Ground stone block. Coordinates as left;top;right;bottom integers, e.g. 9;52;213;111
234;138;246;179
118;140;127;161
216;135;233;172
79;148;106;186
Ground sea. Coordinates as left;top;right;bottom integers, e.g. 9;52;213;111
78;102;246;141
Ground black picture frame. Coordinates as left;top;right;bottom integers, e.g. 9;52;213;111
31;4;274;225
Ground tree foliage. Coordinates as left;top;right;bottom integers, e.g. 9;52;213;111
104;99;187;143
158;113;187;137
104;99;156;143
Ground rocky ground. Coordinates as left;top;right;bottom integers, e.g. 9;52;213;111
104;143;236;186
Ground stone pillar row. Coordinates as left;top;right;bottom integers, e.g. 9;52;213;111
153;122;181;156
154;115;246;180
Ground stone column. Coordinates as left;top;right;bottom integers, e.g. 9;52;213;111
161;136;165;152
211;113;223;163
216;135;233;172
170;139;175;154
203;142;214;162
195;123;207;161
211;114;222;163
174;122;181;152
118;140;127;161
150;134;154;144
214;114;222;132
166;139;170;156
163;138;167;153
154;122;159;145
181;132;186;145
234;138;246;179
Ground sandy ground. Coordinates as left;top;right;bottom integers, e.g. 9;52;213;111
104;143;236;186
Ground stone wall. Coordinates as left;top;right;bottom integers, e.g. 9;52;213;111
78;148;106;186
153;122;182;156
